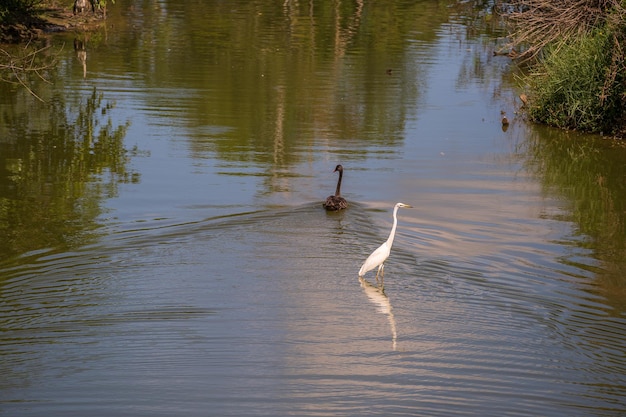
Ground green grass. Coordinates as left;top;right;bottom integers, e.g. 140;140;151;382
525;24;626;135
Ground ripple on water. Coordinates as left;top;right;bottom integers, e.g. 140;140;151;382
1;203;625;416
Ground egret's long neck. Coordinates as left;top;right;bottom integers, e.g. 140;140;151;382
335;170;343;196
386;206;399;247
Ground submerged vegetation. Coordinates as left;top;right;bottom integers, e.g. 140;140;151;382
506;0;626;137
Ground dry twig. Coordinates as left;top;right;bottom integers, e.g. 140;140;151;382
0;43;60;102
506;0;624;62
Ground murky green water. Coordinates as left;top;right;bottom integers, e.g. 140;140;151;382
1;1;625;416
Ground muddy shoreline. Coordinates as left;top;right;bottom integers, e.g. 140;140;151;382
0;3;105;43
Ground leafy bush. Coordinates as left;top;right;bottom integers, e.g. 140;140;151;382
0;0;44;24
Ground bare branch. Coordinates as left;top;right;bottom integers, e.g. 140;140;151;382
504;0;625;62
0;43;61;101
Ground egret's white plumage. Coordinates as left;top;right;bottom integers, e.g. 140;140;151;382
358;202;412;284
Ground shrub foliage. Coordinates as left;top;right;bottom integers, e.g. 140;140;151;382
0;0;44;25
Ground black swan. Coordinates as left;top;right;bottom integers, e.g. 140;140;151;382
323;165;348;211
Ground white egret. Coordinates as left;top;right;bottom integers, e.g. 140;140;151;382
358;202;412;286
323;165;348;211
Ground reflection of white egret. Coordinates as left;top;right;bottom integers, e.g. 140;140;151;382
359;276;397;350
323;165;348;211
358;202;412;287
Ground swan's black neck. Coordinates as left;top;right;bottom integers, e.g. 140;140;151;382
335;169;343;196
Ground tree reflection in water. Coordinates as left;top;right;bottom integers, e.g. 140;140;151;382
0;87;136;264
518;126;626;314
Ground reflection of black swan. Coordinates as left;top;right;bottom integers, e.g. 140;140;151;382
323;165;348;211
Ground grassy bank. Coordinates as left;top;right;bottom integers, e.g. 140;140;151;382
507;0;626;137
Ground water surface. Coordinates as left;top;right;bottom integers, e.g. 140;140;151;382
1;1;625;416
